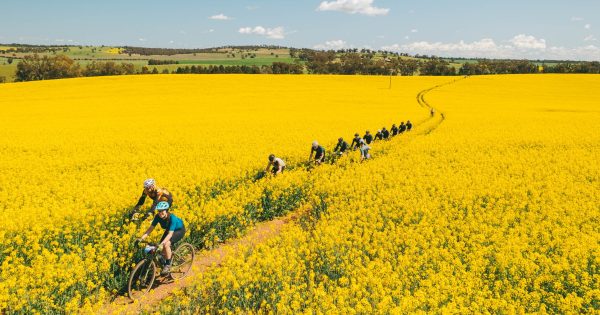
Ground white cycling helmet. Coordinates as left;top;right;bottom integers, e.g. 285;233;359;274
143;178;155;189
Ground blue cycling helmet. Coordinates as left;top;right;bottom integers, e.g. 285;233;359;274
156;201;170;211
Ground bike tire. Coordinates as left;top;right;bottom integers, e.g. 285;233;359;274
170;242;195;280
128;259;157;300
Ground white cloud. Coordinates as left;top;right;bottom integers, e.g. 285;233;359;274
509;34;546;50
584;35;597;42
239;26;285;39
571;16;584;21
138;38;146;42
317;0;389;16
381;34;600;60
411;29;418;33
314;39;348;50
584;23;591;29
209;13;232;20
383;38;500;55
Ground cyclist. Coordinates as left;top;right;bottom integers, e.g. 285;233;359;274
374;130;383;141
334;137;349;155
266;154;286;176
350;133;362;150
406;120;413;131
390;124;399;136
359;139;371;161
133;179;173;219
363;130;373;144
399;121;407;133
382;127;390;140
136;201;186;276
309;141;326;165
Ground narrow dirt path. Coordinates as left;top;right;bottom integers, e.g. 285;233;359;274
98;78;466;314
99;208;307;315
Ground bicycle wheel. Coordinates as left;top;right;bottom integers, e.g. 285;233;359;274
170;243;195;280
128;259;157;300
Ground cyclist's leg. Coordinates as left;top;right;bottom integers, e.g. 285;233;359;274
162;228;185;261
170;227;186;249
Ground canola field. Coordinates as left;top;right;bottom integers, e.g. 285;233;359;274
0;74;445;313
0;74;599;314
151;74;599;314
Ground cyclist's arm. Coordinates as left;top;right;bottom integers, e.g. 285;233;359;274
265;161;272;171
150;198;158;211
135;191;147;209
308;148;314;161
141;225;155;239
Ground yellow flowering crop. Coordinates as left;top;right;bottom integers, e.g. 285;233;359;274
0;74;448;313
151;74;600;314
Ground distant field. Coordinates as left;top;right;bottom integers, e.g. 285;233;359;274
177;57;295;66
0;58;16;82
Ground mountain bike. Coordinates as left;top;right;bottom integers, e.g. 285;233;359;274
128;240;195;300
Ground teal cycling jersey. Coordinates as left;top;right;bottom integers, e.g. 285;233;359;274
151;213;184;231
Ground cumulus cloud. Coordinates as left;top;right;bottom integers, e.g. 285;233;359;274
317;0;389;16
381;34;600;61
314;39;348;50
509;34;546;49
584;35;597;42
411;29;418;33
138;38;146;42
571;16;584;21
383;38;500;55
584;23;591;29
239;26;285;39
209;14;232;20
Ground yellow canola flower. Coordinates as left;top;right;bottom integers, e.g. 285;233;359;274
0;74;444;313
153;74;599;314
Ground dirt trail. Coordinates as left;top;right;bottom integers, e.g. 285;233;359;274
98;78;465;314
99;209;306;315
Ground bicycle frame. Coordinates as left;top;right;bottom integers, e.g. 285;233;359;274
139;242;164;272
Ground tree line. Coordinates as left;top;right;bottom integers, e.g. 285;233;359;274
122;46;220;56
298;50;455;76
12;55;305;81
172;62;303;74
9;53;600;83
148;59;179;65
14;54;137;81
300;51;600;75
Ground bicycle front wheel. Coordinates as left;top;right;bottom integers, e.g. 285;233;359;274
128;259;157;300
170;243;195;280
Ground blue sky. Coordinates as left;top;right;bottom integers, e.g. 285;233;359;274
2;0;599;60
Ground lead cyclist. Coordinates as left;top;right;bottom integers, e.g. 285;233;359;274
135;201;186;275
